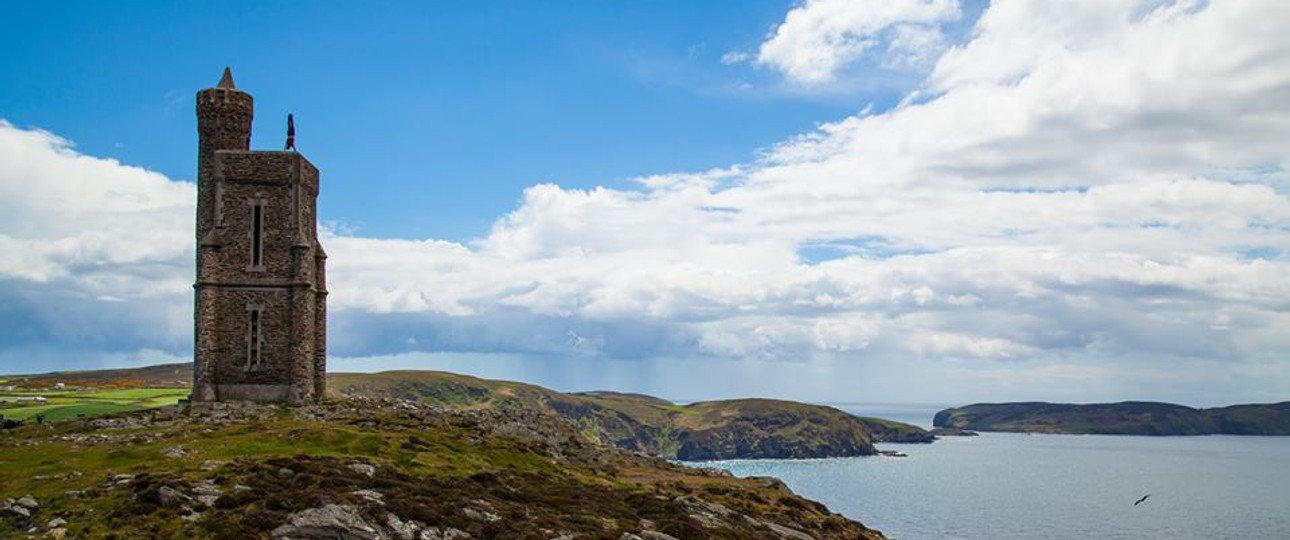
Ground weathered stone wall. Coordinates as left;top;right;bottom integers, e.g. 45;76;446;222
208;288;294;386
194;80;326;405
204;152;316;280
314;248;328;399
196;88;253;243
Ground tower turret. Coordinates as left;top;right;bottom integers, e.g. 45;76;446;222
196;67;254;241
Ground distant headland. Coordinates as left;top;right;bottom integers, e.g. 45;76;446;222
934;401;1290;435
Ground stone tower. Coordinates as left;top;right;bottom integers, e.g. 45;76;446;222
192;68;327;404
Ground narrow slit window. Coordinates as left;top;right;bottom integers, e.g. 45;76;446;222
250;203;264;267
246;308;262;371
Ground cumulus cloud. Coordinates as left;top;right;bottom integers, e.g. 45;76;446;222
0;122;194;363
753;0;962;84
2;0;1289;402
0;122;193;289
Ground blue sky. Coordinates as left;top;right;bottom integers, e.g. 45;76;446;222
3;0;932;240
2;0;1288;407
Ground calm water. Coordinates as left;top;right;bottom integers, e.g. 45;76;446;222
696;407;1290;540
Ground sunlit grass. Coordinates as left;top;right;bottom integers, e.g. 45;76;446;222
0;387;189;423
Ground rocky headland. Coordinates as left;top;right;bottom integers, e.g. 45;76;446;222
934;401;1290;435
331;371;941;460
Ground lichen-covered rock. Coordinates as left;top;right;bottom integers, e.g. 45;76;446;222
419;527;471;540
348;462;376;478
271;504;384;540
193;479;222;507
2;501;31;519
157;486;192;508
352;489;384;505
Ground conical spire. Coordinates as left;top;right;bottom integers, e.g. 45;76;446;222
217;67;236;90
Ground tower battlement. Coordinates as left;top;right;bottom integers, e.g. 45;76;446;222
192;68;327;405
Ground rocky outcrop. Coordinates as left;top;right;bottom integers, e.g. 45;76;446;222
268;495;849;540
269;504;459;540
0;495;68;538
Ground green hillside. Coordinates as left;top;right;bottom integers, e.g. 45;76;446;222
0;387;190;424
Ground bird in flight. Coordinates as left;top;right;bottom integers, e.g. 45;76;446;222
1133;494;1150;506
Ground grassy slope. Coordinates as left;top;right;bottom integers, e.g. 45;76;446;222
1;388;190;423
0;401;886;539
933;401;1290;435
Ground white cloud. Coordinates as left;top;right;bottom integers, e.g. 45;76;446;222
0;122;193;291
883;23;950;70
3;1;1290;402
754;0;961;84
721;51;751;65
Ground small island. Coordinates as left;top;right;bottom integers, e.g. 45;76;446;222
933;401;1290;435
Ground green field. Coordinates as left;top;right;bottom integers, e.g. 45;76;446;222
0;387;189;423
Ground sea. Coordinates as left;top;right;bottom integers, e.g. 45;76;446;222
689;404;1290;540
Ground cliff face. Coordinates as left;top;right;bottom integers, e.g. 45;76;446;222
0;398;887;539
1205;402;1290;435
856;417;936;443
933;401;1290;435
333;372;879;460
